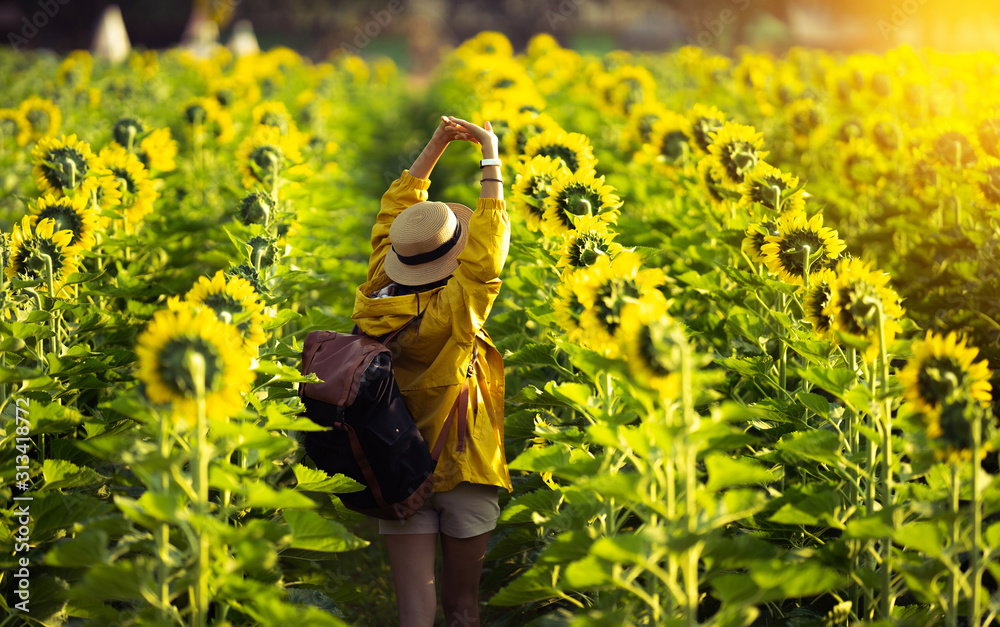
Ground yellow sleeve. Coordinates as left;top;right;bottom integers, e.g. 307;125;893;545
367;169;432;282
440;197;511;339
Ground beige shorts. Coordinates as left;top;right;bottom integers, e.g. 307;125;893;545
378;482;500;538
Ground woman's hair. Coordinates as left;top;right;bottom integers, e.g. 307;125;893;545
386;276;451;296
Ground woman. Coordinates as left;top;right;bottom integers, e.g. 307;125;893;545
351;115;511;627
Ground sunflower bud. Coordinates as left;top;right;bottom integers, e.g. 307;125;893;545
248;235;278;267
238;192;271;226
112;117;145;152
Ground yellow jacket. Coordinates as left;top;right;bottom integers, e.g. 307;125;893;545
351;170;512;493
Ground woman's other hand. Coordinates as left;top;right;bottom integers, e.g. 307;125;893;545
446;117;499;158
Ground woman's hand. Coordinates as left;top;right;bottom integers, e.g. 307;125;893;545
445;117;499;159
430;115;476;147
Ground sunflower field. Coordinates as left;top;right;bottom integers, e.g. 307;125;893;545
2;30;1000;626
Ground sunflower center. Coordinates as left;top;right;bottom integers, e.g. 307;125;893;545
837;282;881;335
933;131;977;168
916;356;965;407
572;234;608;267
595;278;641;336
537;145;579;172
260;112;288;135
26;109;50;132
37;203;83;239
693;117;723;152
660;130;689;164
776;229;826;278
202;294;248;332
640;319;679;377
42;147;89;191
157;337;225;396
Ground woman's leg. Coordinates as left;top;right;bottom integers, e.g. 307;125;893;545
384;533;438;627
439;531;491;627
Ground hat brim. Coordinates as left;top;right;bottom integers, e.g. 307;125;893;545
383;202;473;286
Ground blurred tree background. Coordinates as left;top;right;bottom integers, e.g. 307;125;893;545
2;0;999;64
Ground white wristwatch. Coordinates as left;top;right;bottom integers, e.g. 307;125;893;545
479;158;502;168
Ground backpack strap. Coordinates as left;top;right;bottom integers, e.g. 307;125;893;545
343;421;391;513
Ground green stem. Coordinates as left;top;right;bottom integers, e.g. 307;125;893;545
970;406;983;626
948;463;959;627
188;352;210;627
876;304;894;620
156;412;172;621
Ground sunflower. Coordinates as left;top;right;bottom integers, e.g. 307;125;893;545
182;97;235;144
975;115;1000;159
522;129;597;175
176;270;267;355
786;98;825;148
924;120;978;170
226;264;267;299
596;64;658;116
93;145;158;228
504;110;559;158
898;330;993;461
136;304;253;424
0;108;31;147
30;194;99;251
56;51;93;89
706;122;769;188
556;214;625;271
742;219;780;264
636;112;694;180
248;236;279;268
552;267;592;347
576;252;668;358
236;124;304;189
19;96;62;141
618;301;683;399
136;128;178;173
542;170;622;236
32;134;95;196
837;118;865;144
5;216;80;293
803;269;837;339
512;155;570;232
760;210;847;286
621;101;673;154
822;258;904;359
252;101;297;137
111;117;146;152
839;137;887;192
697;156;727;207
739;162;806;217
867;113;903;156
454;31;513;59
686;104;727;154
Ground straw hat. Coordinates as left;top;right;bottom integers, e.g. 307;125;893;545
384;200;473;286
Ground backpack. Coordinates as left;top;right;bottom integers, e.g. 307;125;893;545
298;319;474;521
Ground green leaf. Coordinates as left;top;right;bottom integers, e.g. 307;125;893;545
283;509;367;553
893;521;944;558
489;564;560;606
796;391;831;418
508;445;571;474
44;529;109;567
563;554;615;589
544;380;593;408
705;454;774;491
845;514;894;540
262;308;301;331
768;489;844;529
718;355;773;377
292;464;364;494
795;367;859;397
504;343;561;368
498;488;562;524
63;271;105;286
775;428;842;465
244;483;317;511
41;459;104;491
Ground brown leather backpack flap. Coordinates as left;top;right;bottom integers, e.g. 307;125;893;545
302;331;386;406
